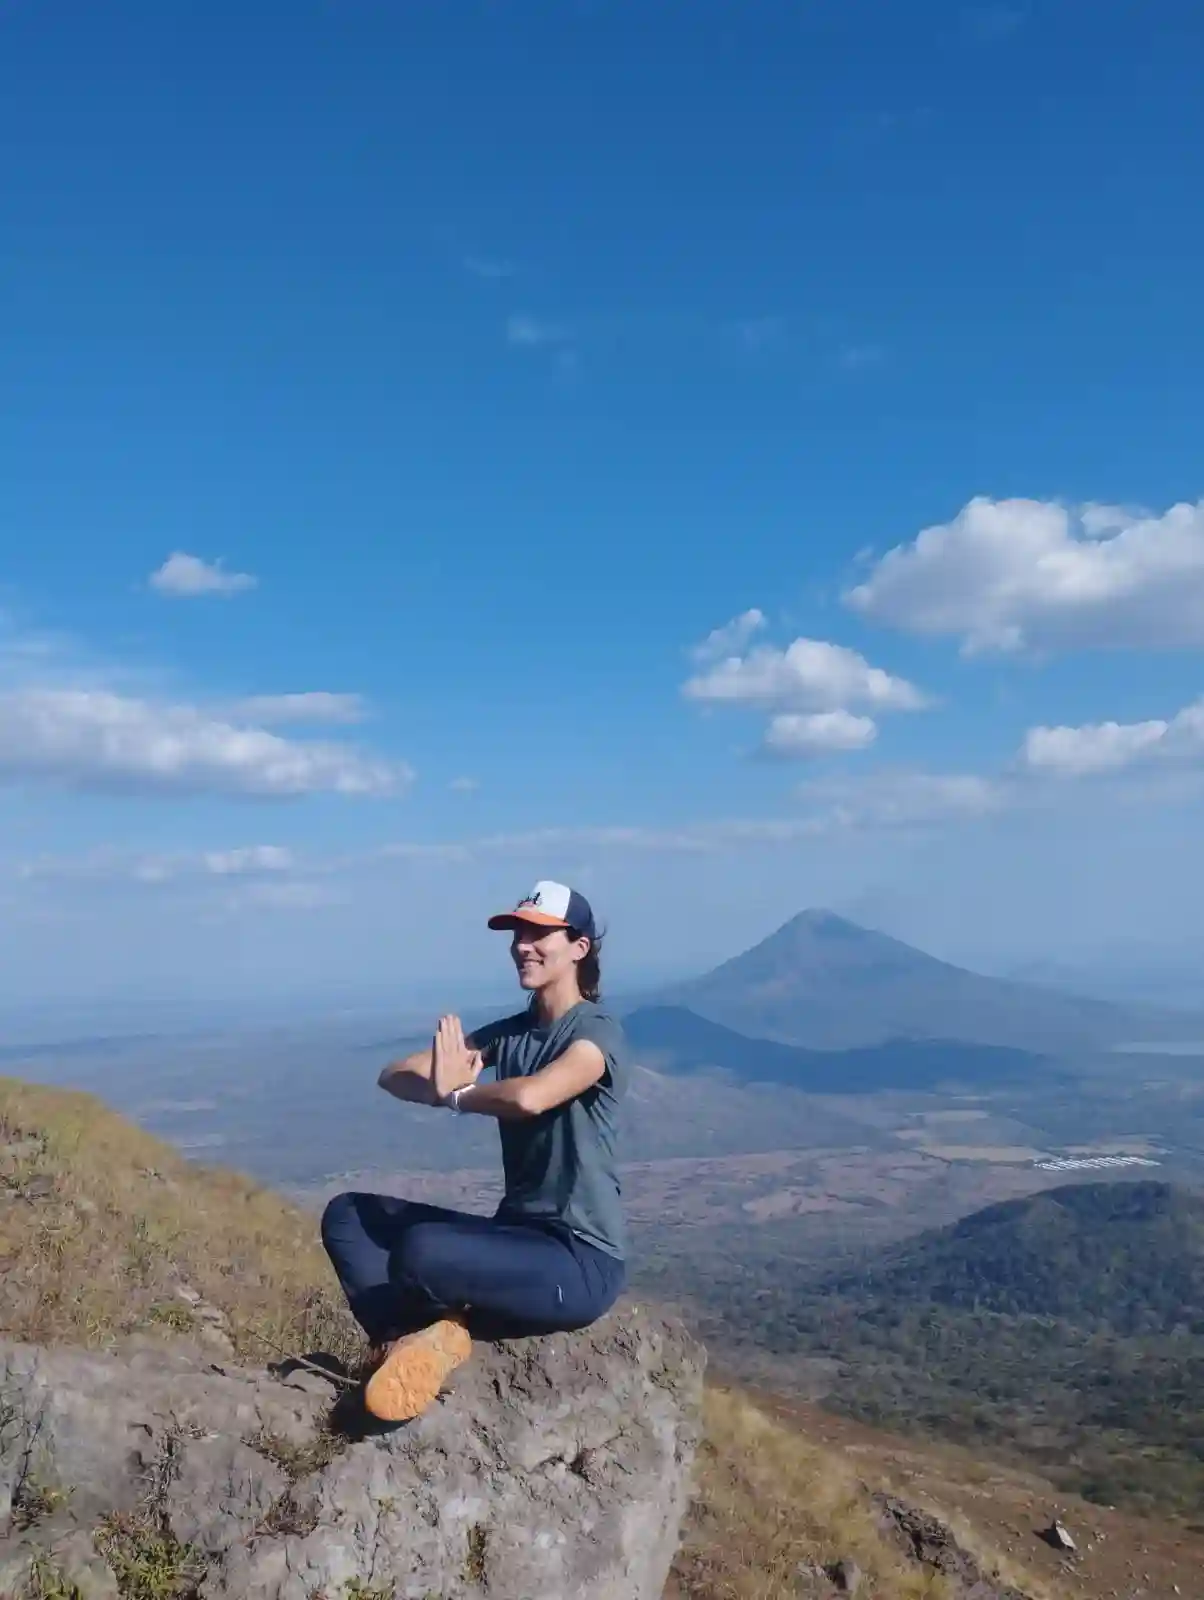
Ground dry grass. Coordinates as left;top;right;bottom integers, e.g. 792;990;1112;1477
0;1077;362;1368
673;1387;955;1600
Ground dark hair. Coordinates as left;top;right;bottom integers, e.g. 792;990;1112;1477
571;928;604;1003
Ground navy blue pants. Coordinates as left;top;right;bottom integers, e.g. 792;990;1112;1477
320;1191;626;1344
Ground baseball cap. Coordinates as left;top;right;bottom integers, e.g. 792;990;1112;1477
488;880;597;940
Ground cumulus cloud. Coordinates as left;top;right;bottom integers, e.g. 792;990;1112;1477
691;609;767;664
686;635;926;714
762;710;877;758
846;496;1204;653
685;629;926;760
0;689;405;797
1023;700;1204;777
149;552;257;597
229;693;367;726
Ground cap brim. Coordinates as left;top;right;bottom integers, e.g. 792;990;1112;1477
487;909;572;931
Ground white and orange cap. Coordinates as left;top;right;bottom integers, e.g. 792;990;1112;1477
488;880;597;939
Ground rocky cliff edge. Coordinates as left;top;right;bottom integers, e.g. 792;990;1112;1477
0;1304;704;1600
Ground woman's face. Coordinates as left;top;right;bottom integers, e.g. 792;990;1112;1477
510;921;589;992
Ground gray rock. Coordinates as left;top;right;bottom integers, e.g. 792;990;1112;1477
163;1435;287;1553
830;1556;863;1594
875;1495;1034;1600
0;1140;44;1164
0;1524;120;1599
0;1303;703;1600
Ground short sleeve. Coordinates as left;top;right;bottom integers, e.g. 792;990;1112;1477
568;1011;628;1097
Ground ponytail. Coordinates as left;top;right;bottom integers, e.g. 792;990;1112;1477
574;931;604;1002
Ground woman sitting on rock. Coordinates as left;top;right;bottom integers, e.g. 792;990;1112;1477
321;881;628;1422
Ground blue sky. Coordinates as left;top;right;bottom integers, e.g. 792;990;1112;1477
3;0;1204;1018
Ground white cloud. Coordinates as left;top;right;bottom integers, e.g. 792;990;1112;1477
382;787;1003;856
1023;700;1204;777
846;496;1204;653
0;689;405;797
685;637;927;714
149;552;257;598
202;845;295;876
691;609;767;665
231;879;336;911
229;692;367;726
381;820;829;860
14;843;299;884
798;769;1007;828
506;314;571;348
449;776;480;793
10;774;1009;903
1078;502;1149;537
762;710;877;758
685;631;926;762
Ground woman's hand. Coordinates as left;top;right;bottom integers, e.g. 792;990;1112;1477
432;1014;485;1106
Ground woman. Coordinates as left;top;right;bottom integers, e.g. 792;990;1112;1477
321;880;628;1423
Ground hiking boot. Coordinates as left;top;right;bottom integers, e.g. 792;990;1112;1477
361;1342;390;1378
363;1317;472;1422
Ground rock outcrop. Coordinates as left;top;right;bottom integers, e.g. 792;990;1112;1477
874;1497;1033;1600
0;1304;703;1600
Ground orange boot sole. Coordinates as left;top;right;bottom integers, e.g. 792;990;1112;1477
363;1318;473;1421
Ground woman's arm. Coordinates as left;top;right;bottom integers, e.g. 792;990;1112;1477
378;1046;440;1106
378;1016;493;1107
453;1039;606;1122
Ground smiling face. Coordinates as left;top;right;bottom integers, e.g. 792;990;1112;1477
509;920;591;994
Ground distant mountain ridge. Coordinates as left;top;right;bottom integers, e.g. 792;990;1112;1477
623;1004;1054;1093
646;908;1192;1052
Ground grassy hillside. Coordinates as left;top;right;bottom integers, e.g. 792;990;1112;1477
674;1388;958;1600
0;1076;1066;1600
0;1075;359;1365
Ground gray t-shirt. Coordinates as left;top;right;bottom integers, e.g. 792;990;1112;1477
473;999;627;1261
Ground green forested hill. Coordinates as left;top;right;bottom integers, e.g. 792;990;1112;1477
675;1181;1204;1515
838;1181;1204;1333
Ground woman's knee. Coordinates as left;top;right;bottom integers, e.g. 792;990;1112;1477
391;1222;459;1301
392;1221;439;1277
320;1191;360;1253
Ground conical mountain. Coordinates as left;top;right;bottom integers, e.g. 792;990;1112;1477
651;909;1177;1052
